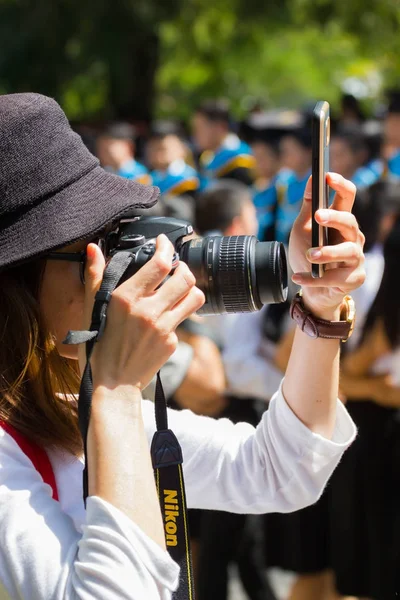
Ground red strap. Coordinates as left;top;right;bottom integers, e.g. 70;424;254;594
0;421;59;501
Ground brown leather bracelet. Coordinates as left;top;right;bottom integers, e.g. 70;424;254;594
290;292;355;341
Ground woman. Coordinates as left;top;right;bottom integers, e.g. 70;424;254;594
0;93;364;599
264;186;390;600
330;215;400;600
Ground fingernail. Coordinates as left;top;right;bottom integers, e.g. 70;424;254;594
328;172;341;183
318;209;330;223
157;233;168;252
86;243;96;261
307;248;322;260
292;274;301;283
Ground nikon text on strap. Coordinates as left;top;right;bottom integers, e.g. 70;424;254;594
63;250;195;600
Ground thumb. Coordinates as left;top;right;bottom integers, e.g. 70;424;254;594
295;176;312;225
83;243;106;326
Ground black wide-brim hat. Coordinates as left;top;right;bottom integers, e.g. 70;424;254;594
0;93;159;270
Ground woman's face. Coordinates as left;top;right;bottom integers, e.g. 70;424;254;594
39;239;87;360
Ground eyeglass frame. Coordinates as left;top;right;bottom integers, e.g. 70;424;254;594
44;224;118;284
45;250;88;284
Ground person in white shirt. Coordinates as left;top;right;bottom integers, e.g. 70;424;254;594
0;93;364;600
330;213;400;600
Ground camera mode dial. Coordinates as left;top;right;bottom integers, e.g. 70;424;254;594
119;234;146;249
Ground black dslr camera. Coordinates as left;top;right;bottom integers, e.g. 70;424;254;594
105;216;288;316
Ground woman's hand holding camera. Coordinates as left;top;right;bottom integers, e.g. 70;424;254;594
82;234;205;394
80;234;204;545
289;172;365;319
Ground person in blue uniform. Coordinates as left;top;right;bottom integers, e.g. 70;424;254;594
330;127;383;189
251;132;281;242
96;122;151;185
147;121;199;197
276;128;312;244
355;156;384;187
248;127;292;241
192;100;255;189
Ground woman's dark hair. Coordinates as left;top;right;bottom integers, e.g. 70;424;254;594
0;261;82;454
362;215;400;349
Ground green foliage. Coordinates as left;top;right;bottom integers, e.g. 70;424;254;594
0;0;184;119
0;0;399;120
156;5;376;118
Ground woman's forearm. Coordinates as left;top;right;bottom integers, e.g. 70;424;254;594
283;325;340;439
87;386;165;549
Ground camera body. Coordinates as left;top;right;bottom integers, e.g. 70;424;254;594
106;216;288;316
108;216;189;278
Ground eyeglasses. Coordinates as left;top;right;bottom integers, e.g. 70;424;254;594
45;250;88;284
44;227;116;284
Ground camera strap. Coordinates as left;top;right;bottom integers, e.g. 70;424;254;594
64;251;195;600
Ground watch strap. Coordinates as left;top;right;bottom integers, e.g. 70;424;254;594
290;293;353;340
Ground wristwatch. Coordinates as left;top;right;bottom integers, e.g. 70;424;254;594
290;291;356;342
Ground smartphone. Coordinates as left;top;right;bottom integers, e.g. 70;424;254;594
311;101;330;278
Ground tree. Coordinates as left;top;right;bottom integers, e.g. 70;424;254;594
0;0;183;120
0;0;399;121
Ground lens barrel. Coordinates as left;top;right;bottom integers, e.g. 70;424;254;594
180;235;288;316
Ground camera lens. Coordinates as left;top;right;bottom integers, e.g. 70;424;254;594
179;235;288;316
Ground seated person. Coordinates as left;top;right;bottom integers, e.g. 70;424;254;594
96;122;151;184
147;120;200;197
192;100;255;189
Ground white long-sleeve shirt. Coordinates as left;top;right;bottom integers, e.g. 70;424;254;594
0;384;356;600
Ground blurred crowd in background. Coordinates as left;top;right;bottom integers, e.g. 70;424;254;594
76;90;400;600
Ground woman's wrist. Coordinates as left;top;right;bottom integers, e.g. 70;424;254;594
301;295;342;322
92;384;143;415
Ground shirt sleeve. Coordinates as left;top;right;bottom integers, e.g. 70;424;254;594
0;431;179;600
143;382;356;514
